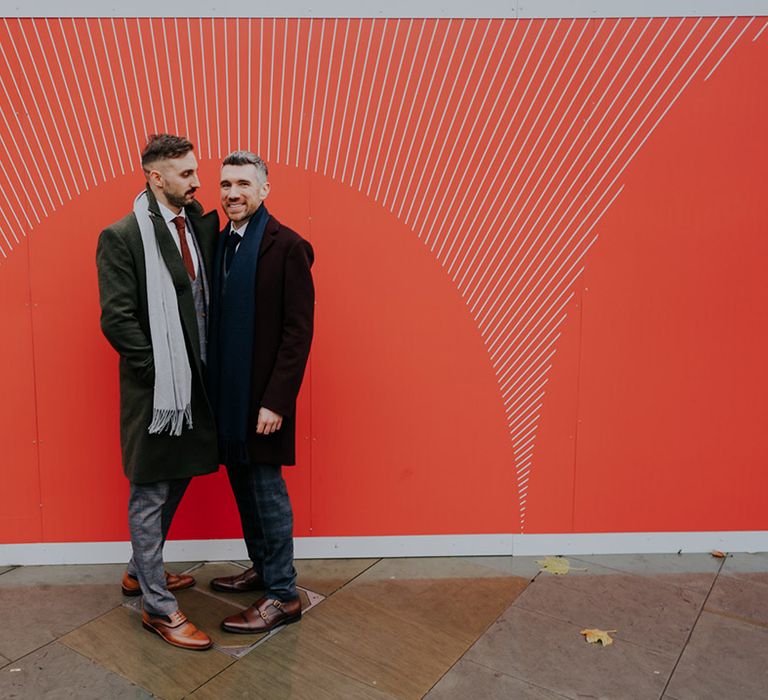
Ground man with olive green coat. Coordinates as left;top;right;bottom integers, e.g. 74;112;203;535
98;186;218;484
97;134;219;651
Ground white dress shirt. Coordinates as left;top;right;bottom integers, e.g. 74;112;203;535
229;218;250;253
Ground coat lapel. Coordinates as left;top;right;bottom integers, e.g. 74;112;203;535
187;207;219;280
259;215;280;259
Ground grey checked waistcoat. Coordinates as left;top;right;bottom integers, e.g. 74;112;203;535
190;233;209;364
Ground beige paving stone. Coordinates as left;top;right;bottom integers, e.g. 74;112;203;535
0;563;127;588
705;573;768;626
465;606;676;700
0;642;153;699
0;562;200;589
179;561;261;609
346;557;531;646
569;554;721;597
192;559;364;602
189;623;398;700
665;611;768;700
173;588;268;648
178;586;316;649
362;557;527;580
295;558;379;595
720;552;768;575
268;588;469;698
570;553;723;576
725;570;768;589
514;570;706;655
0;583;122;661
425;657;569;699
459;555;546;580
166;561;202;573
60;606;233;700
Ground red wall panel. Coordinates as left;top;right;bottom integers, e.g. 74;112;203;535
309;175;517;536
0;240;42;544
574;36;768;532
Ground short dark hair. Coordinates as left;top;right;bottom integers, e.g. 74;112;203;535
222;150;269;181
141;134;194;168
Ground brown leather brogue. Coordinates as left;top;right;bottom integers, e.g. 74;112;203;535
221;596;302;633
142;609;213;650
209;567;265;593
121;570;196;597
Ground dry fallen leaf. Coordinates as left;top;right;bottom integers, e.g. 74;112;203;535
711;550;727;558
536;556;586;575
580;628;617;646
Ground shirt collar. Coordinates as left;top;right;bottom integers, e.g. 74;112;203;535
230;219;248;237
158;201;185;225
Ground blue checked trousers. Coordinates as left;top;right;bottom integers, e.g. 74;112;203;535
225;463;298;601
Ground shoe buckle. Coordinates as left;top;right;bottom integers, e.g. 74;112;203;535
272;600;283;610
260;610;270;620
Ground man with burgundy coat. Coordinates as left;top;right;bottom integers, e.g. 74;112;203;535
207;151;314;632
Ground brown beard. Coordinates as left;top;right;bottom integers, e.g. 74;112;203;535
166;189;194;208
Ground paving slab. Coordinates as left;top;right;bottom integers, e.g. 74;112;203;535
295;558;379;595
364;557;528;579
61;606;233;700
570;553;722;576
665;610;768;699
0;562;200;589
425;657;569;699
514;569;706;656
222;558;379;598
459;556;542;579
0;642;153;699
346;557;530;646
705;573;768;627
0;582;122;661
569;555;720;597
465;606;675;700
268;586;468;698
178;562;260;609
174;586;317;650
720;552;768;575
189;622;398;700
167;561;202;573
0;564;128;588
187;559;368;606
173;588;269;648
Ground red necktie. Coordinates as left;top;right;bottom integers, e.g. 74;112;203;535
171;216;196;280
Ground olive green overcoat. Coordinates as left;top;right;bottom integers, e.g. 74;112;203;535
96;188;220;483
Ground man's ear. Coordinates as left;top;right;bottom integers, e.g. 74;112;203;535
261;181;271;200
145;168;163;189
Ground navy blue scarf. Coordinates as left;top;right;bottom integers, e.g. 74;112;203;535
207;205;269;466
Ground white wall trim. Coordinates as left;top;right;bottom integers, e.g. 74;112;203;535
4;1;768;19
1;531;765;565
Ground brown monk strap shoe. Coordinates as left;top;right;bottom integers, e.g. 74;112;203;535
142;609;213;651
210;567;265;593
221;596;302;634
121;570;196;597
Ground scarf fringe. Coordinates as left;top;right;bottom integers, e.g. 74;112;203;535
148;406;193;436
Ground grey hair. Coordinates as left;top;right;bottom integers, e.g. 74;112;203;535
222;151;268;182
